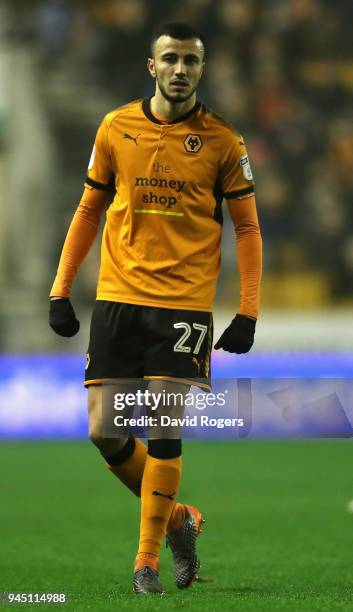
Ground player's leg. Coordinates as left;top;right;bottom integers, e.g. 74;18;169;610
85;301;150;495
88;382;190;523
85;300;196;593
87;384;146;496
134;379;187;594
133;307;212;593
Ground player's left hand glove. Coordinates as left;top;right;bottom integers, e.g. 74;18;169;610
214;314;256;354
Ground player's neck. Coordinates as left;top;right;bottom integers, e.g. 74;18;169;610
150;92;197;123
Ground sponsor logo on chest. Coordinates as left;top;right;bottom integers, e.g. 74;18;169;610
134;176;186;209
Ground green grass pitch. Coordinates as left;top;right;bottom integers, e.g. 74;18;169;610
1;440;353;611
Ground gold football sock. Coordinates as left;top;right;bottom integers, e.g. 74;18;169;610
107;437;185;530
134;552;159;573
136;454;182;560
107;436;147;497
167;501;186;530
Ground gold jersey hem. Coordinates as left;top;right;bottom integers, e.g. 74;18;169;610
96;292;213;313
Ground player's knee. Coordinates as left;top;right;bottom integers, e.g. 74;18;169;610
89;428;129;456
88;414;113;452
88;424;108;451
88;426;103;448
102;434;135;465
87;386;103;446
148;438;182;459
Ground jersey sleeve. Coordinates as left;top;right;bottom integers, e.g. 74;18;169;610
220;132;255;199
49;187;108;297
86;116;115;191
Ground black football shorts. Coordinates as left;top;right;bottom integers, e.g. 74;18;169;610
84;301;213;389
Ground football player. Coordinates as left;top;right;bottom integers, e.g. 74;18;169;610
49;22;262;594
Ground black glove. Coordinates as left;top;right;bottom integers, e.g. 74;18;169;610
214;314;256;354
49;298;80;337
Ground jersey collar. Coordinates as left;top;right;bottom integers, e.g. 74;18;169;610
142;97;201;125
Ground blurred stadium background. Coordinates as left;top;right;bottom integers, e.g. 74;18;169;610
1;0;353;438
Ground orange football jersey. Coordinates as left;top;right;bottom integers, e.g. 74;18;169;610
85;98;255;312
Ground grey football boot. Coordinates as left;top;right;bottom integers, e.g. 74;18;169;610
133;565;166;594
166;504;205;589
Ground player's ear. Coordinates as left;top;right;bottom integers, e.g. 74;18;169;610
200;60;205;79
147;58;156;78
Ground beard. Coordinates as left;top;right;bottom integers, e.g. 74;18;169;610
156;74;198;104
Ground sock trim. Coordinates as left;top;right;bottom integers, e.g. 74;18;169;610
148;438;181;459
104;434;135;466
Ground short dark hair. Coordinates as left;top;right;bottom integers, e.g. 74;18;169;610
150;22;205;56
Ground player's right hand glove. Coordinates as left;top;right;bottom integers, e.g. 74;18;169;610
214;314;256;354
49;298;80;337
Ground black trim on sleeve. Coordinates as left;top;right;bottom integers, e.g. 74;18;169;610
213;178;224;226
85;176;114;191
224;186;255;199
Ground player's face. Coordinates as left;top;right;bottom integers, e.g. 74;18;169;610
148;36;205;103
